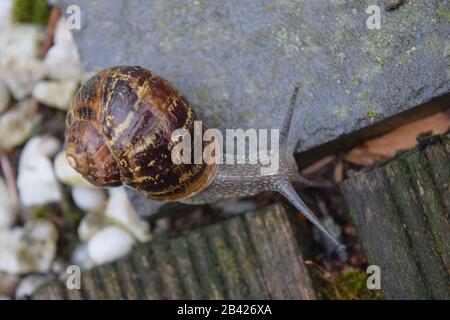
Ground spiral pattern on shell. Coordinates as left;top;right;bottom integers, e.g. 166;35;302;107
65;66;218;201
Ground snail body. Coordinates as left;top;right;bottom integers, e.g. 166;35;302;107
65;66;344;252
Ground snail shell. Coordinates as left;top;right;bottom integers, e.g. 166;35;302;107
65;66;218;201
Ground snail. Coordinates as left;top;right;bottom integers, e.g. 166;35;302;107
65;66;345;253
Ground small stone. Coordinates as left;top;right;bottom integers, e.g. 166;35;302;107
125;188;165;218
106;187;151;242
220;199;257;215
71;186;106;212
0;99;41;149
71;244;95;271
77;212;111;242
32;79;78;110
0;78;10;113
0;0;12;30
51;258;66;274
87;225;135;265
15;275;54;299
0;177;15;228
17;136;62;207
54;17;75;45
0;24;44;59
1;55;47;100
0;272;20;297
44;41;84;81
0;219;58;275
54;151;91;187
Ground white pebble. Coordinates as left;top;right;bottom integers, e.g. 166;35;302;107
106;187;151;242
221;200;257;215
77;212;111;242
1;55;47;100
0;24;44;59
87;226;135;265
17;136;62;207
54;150;91;187
71;244;95;271
0;177;15;228
0;99;41;149
32;80;78;110
0;0;12;30
15;275;54;299
0;220;58;275
54;17;75;45
72;186;105;212
44;41;84;81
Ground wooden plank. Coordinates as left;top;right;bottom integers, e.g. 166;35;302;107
32;204;315;299
341;136;450;299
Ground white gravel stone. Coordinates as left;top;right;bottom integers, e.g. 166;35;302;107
87;225;135;265
106;187;151;242
71;244;95;271
54;150;91;187
0;220;58;275
15;275;54;299
71;186;106;212
0;177;15;228
0;0;12;30
0;24;44;59
32;79;78;110
0;100;41;149
54;17;74;45
45;17;83;82
1;55;47;100
77;212;111;242
0;78;10;113
221;200;257;215
17;136;62;207
44;41;83;81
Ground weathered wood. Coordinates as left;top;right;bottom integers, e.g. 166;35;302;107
32;204;315;299
340;136;450;299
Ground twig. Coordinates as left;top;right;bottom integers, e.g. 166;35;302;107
0;151;23;222
40;6;61;58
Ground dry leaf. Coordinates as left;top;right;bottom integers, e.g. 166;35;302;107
345;110;450;166
334;160;344;183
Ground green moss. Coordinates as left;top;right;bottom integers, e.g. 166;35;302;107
197;91;210;101
62;205;84;227
12;0;50;25
241;112;252;122
365;108;378;119
376;56;387;67
314;267;382;300
437;4;450;23
423;35;440;53
332;105;348;118
31;204;54;220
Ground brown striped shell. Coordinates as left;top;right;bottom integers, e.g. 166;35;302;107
65;66;218;201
